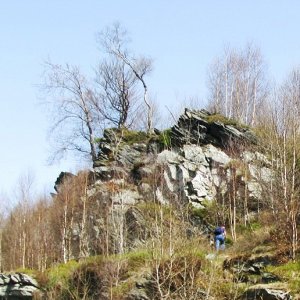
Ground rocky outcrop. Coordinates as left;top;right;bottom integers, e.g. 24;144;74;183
224;255;292;300
171;108;257;148
156;144;272;209
54;171;74;192
224;255;278;284
55;109;271;258
90;110;267;210
93;128;150;169
0;273;40;299
239;283;292;300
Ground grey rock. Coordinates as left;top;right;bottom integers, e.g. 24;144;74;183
93;166;127;181
126;289;150;300
203;144;231;166
10;275;20;284
54;171;74;192
262;273;280;284
93;166;112;180
240;284;291;300
171;108;257;148
125;207;148;248
242;151;271;166
111;190;141;206
157;150;181;164
177;165;190;182
138;183;152;194
183;144;208;166
139;166;154;177
0;274;10;285
166;164;177;181
126;275;153;300
117;145;143;167
248;181;263;199
0;273;40;299
164;170;176;192
156;188;168;205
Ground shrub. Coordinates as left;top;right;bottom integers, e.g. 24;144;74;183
122;250;152;271
46;260;80;289
158;129;172;149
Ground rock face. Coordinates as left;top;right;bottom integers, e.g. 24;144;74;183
0;273;40;299
90;109;267;209
171;108;257;147
54;171;74;192
55;109;271;258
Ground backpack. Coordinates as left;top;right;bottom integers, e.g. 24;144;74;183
214;226;223;235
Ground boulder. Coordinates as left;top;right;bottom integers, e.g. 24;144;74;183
224;255;279;284
240;283;292;300
0;273;40;299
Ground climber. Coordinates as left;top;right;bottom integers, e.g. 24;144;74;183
214;225;226;251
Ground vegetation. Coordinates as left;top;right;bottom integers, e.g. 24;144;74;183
158;128;172;149
121;128;149;145
204;113;249;130
4;31;300;299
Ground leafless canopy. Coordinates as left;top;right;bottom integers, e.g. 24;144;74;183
94;57;139;128
98;23;154;133
42;62;100;162
207;43;268;126
41;23;154;163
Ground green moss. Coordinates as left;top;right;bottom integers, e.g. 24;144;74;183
205;113;249;130
122;129;149;144
206;113;238;125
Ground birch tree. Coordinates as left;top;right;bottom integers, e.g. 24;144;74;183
94;57;139;128
207;43;268;126
271;69;300;260
42;62;100;162
98;23;154;133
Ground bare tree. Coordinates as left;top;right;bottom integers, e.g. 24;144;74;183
207;43;268;126
271;68;300;260
41;62;101;162
94;57;139;128
98;23;154;133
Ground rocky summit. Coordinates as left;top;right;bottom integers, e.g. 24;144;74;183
49;109;273;259
91;108;267;210
171;108;257;147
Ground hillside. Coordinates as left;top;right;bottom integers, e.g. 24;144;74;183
1;109;299;300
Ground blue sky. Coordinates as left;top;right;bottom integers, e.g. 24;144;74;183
1;1;300;197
